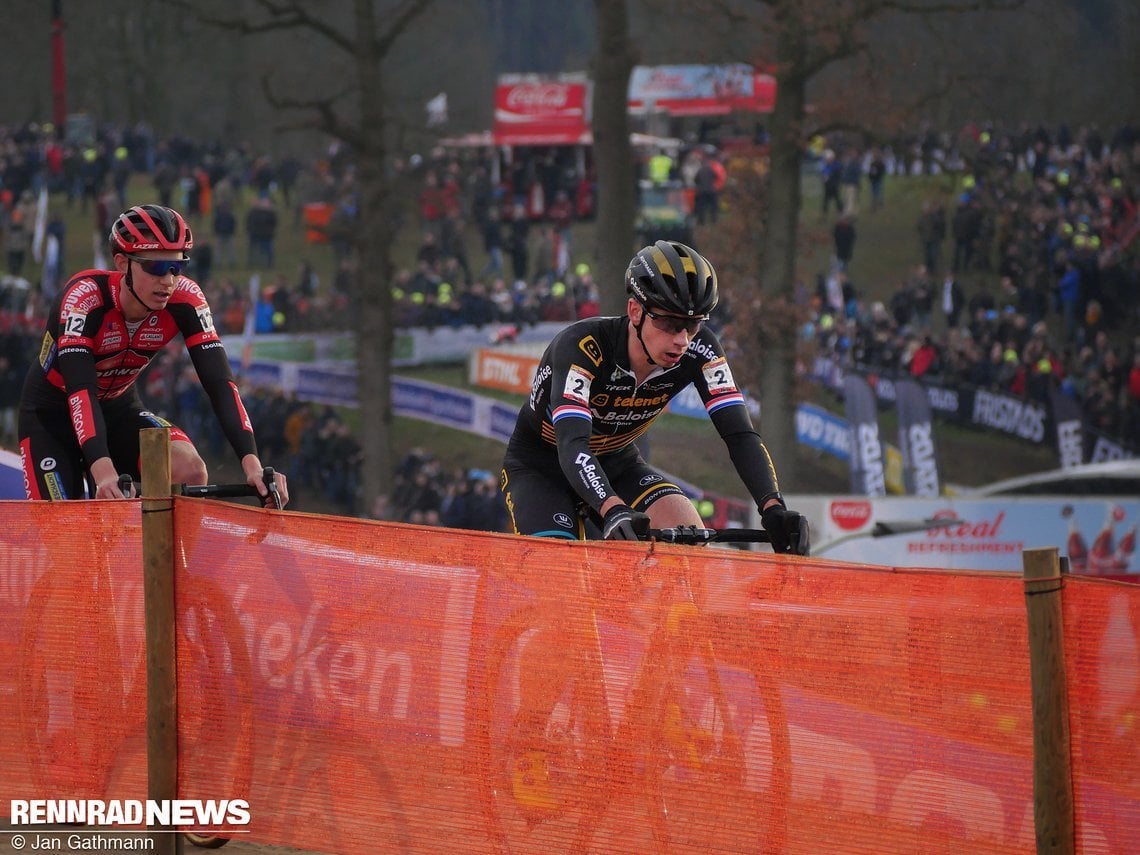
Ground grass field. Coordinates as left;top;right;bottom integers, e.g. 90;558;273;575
33;169;1052;504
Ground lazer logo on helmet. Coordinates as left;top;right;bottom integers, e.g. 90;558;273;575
574;452;608;500
129;243;162;250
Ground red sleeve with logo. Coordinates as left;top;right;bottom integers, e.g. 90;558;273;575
54;273;114;462
168;281;258;461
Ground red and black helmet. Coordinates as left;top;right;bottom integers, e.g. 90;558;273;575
110;204;193;257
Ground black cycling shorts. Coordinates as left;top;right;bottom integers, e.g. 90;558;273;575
500;442;686;539
19;391;192;500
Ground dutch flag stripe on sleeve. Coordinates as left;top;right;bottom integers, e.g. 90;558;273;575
552;404;592;422
706;392;745;414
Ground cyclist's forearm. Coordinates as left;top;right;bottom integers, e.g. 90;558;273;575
555;429;619;512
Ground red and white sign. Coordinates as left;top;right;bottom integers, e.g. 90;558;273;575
627;65;777;116
493;77;591;146
830;500;872;531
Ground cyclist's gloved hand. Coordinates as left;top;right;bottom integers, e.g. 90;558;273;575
602;503;651;541
761;504;811;555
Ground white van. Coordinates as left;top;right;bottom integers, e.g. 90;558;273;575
964;460;1140;497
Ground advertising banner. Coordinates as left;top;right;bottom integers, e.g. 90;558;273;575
0;448;23;499
843;374;886;496
896;378;941;496
494;74;591;146
795;403;851;461
790;494;1140;576
1049;385;1085;468
628;64;776;115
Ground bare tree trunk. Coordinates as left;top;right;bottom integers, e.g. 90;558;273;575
756;55;807;485
354;154;395;509
352;0;394;510
592;0;637;314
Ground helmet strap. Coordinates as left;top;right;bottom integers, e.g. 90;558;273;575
123;260;160;313
632;306;657;366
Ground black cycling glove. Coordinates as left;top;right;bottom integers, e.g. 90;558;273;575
602;503;651;541
761;504;811;555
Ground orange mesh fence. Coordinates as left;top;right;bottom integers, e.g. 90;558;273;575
2;497;1138;854
0;501;147;806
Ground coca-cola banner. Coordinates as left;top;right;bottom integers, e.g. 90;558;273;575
1049;385;1085;468
493;74;591;146
896;378;942;496
844;374;886;496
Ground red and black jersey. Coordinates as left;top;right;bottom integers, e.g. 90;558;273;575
22;268;256;464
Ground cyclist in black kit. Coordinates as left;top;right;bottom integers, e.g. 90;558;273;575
501;240;808;554
18;204;288;505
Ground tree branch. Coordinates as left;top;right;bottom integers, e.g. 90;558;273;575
260;75;369;150
169;0;356;54
376;0;436;54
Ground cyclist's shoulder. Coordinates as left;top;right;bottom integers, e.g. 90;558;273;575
60;268;112;304
682;325;727;364
546;315;625;360
167;275;208;305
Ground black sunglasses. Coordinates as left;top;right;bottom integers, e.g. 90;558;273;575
128;256;188;277
643;308;706;336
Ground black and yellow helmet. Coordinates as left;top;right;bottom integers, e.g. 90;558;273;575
626;240;718;316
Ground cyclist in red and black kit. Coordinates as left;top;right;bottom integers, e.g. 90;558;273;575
501;239;807;553
18;204;288;505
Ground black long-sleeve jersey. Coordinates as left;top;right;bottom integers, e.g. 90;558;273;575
506;315;780;513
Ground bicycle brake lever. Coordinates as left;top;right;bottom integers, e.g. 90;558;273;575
261;466;283;510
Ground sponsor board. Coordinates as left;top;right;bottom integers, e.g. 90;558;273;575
788;495;1140;575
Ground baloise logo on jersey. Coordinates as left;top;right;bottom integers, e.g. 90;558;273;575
575;452;608;501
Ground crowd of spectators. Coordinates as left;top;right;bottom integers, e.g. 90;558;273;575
2;116;1137;510
803;122;1140;453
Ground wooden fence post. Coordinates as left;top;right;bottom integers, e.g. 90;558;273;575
140;427;181;855
1023;546;1075;855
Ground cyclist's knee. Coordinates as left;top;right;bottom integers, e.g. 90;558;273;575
170;442;208;486
646;493;701;529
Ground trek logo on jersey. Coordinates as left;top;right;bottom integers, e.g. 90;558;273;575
702;357;737;395
563;365;594;405
577;335;603;367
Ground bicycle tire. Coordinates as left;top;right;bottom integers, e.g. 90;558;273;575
475;598;792;853
176;573;257;850
475;604;610;854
